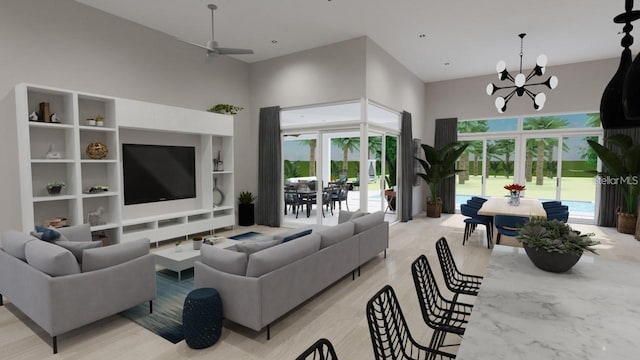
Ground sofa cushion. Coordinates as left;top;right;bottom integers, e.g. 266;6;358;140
24;240;80;276
82;238;149;272
54;240;102;262
282;229;313;243
200;244;248;276
245;233;321;277
56;223;91;242
338;210;364;224
2;230;37;260
235;238;282;256
34;225;63;242
319;221;355;249
352;211;385;234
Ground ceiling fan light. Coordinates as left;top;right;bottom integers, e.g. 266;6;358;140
496;60;507;73
536;54;548;67
515;73;526;87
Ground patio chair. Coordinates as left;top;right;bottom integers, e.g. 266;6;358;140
295;338;339;360
366;285;456;360
411;255;473;350
330;183;349;211
284;191;302;218
435;237;483;296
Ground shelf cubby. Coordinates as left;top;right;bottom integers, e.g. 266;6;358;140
26;87;73;125
31;162;77;198
78;95;116;129
29;126;75;161
33;198;78;228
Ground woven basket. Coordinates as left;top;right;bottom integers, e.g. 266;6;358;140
616;208;638;235
86;142;108;159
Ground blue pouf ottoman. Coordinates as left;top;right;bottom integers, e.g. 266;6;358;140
182;288;223;349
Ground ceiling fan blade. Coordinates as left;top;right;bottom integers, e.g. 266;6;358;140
173;36;215;52
215;47;254;55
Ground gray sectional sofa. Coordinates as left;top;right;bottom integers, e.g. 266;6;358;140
0;224;156;353
194;211;389;338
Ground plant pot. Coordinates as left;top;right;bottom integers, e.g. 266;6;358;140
523;245;581;273
426;198;442;218
47;186;62;195
636;213;640;241
192;239;203;250
86;119;96;126
616;209;637;235
238;203;255;226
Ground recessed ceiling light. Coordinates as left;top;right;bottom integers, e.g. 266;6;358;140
271;40;278;44
418;34;427;38
444;62;451;66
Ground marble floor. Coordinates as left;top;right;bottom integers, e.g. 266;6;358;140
0;214;638;359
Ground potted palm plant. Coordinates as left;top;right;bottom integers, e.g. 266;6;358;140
517;218;599;273
415;142;468;218
238;191;257;226
587;134;640;236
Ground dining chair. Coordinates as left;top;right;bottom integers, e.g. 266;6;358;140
546;210;569;222
295;338;339;360
284;191;302;218
410;255;473;351
435;237;483;296
460;204;492;248
494;215;529;245
366;285;456;360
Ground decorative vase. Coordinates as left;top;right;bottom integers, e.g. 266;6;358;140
523;245;581;273
193;239;203;250
86;142;108;159
509;190;521;206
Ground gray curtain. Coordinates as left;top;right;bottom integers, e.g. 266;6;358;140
400;111;413;222
256;106;281;227
434;118;458;214
597;127;640;226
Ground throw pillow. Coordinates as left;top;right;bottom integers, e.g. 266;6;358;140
2;230;37;260
282;229;312;243
82;238;149;272
25;239;81;276
235;238;282;256
245;233;321;277
54;240;102;263
318;221;355;249
200;244;248;276
34;225;62;242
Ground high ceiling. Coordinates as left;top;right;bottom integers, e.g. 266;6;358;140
77;0;628;82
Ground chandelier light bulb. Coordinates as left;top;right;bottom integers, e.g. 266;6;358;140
515;73;526;87
534;92;546;108
495;96;506;111
486;83;495;95
549;76;558;89
496;60;506;73
536;54;548;67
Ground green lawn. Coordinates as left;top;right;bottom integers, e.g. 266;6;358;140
456;175;596;202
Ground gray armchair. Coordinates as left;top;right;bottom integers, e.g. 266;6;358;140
0;225;156;353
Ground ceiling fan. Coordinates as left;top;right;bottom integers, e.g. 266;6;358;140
175;4;254;60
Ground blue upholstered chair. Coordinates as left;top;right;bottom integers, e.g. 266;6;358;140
542;200;562;209
494;215;529;245
460;204;492;248
547;210;569;222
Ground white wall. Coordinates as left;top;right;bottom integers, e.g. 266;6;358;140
0;0;251;231
365;38;427;216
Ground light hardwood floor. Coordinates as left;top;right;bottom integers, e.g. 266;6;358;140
1;214;638;359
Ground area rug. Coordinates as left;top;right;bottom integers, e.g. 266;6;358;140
121;269;195;343
228;231;265;240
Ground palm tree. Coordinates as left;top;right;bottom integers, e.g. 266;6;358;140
284;160;300;179
457;121;488;183
332;137;360;171
494;139;515;177
298;139;317;176
579;113;602;169
523;116;570;185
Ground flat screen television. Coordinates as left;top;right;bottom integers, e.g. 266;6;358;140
122;144;196;205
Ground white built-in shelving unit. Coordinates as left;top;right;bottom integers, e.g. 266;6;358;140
15;83;234;245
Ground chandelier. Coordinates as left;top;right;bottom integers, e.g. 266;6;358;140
486;33;558;113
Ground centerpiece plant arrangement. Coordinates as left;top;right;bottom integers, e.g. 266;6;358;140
207;104;244;115
416;142;469;217
517;217;599;273
504;183;526;206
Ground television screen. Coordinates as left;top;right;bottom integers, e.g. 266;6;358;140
122;144;196;205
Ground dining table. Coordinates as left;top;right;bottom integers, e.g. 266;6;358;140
455;245;640;360
477;196;547;218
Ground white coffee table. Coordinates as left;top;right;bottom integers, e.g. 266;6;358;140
153;238;235;282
